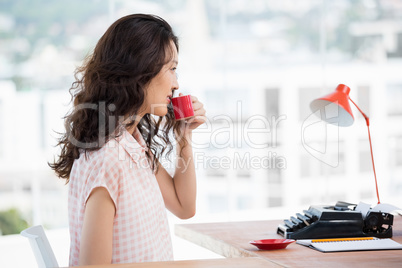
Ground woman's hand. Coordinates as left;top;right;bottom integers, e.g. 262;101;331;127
178;93;206;135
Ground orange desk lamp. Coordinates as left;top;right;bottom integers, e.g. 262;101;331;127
310;84;381;204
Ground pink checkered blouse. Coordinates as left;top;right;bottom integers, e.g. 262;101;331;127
68;127;173;265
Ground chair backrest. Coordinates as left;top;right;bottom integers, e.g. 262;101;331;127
20;225;59;268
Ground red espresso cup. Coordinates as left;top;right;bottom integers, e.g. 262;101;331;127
171;95;194;120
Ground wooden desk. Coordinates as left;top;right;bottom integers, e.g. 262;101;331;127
175;217;402;267
64;257;277;268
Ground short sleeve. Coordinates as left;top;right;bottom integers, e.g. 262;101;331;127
82;153;120;208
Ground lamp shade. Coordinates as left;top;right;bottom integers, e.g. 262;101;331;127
310;84;354;127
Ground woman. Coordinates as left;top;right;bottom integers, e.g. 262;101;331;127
50;14;206;265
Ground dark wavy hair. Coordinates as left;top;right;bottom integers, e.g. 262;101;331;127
49;14;184;182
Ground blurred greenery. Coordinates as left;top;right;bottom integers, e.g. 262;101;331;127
0;0;109;90
0;0;107;59
0;0;401;92
204;0;394;55
0;0;107;37
0;208;29;235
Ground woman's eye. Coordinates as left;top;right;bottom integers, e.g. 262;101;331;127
171;67;177;71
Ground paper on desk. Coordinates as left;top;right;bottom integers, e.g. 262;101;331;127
296;237;402;252
355;202;402;217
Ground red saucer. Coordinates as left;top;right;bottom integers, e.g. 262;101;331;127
249;239;295;250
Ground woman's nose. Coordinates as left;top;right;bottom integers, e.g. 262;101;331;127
172;75;179;91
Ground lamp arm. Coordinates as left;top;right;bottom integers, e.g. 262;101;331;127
348;97;380;204
349;98;369;126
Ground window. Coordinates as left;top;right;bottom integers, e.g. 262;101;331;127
388;135;402;167
237;196;252;210
299;87;321;121
205;89;251;121
265;88;279;117
387;33;402;58
267;166;281;183
357;85;371;118
267;196;282;207
0;101;3;158
319;141;346;176
387;84;402;116
359;139;372;172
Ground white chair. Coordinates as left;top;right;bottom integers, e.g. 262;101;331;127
20;225;59;268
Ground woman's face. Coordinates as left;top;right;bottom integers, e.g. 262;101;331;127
142;41;179;117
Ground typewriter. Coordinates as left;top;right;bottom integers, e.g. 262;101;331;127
277;201;394;240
